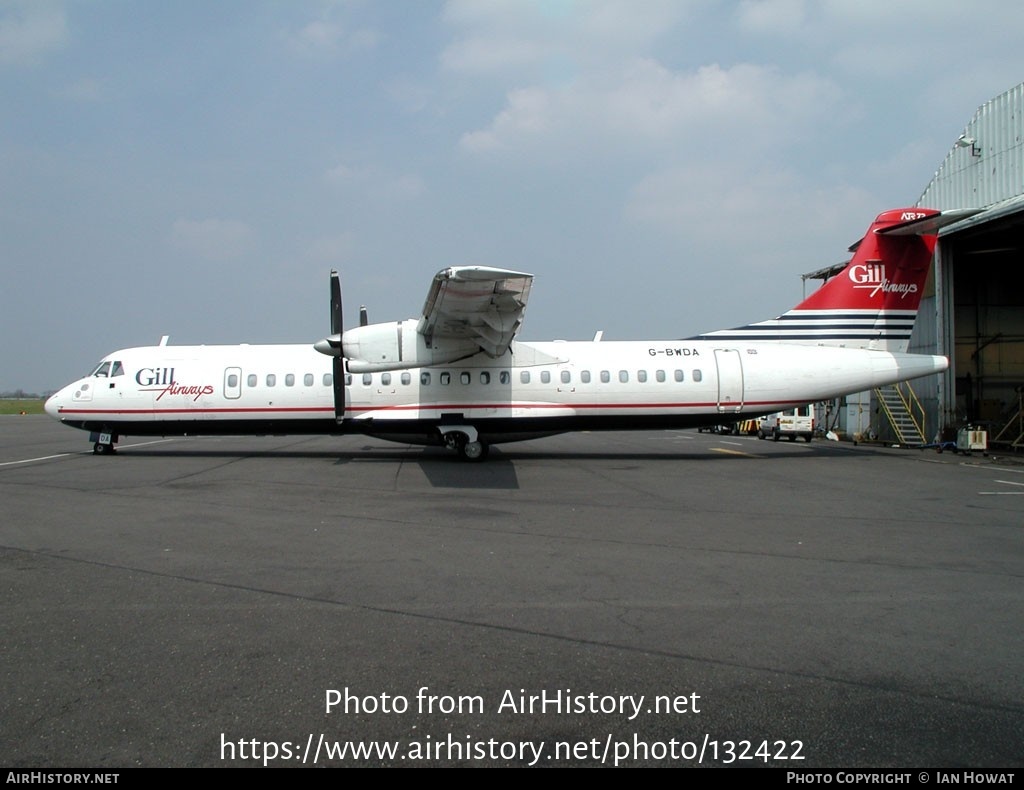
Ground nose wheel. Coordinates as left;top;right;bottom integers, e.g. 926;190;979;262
90;431;118;455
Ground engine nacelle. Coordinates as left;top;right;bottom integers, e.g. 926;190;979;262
342;319;482;372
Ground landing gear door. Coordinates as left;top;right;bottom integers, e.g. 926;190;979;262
714;349;744;413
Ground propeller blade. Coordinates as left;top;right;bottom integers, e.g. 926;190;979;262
330;270;343;336
359;305;368;327
333;356;345;422
329;270;345;422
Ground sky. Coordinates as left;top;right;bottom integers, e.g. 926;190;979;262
3;0;1024;393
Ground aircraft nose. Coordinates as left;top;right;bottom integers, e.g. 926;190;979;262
44;391;61;419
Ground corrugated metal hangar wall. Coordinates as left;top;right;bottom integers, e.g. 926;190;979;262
915;82;1024;446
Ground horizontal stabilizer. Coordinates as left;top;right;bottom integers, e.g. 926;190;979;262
878;207;983;236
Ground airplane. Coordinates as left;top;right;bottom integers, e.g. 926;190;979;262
45;207;970;461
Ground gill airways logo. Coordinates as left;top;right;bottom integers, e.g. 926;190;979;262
136;367;214;401
847;263;918;299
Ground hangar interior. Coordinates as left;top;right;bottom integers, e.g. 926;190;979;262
946;209;1024;434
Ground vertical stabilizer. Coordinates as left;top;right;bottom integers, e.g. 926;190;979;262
700;208;949;352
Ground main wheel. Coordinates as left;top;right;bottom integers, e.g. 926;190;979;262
461;441;489;461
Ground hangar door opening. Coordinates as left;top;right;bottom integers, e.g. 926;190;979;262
948;213;1024;436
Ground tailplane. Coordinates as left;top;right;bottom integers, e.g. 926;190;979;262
699;208;976;352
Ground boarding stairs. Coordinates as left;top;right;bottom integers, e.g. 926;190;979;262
990;392;1024;450
874;382;927;446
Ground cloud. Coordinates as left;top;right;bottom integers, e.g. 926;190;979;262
460;60;840;158
305;232;356;265
624;161;877;268
0;0;68;66
59;77;103;102
171;218;256;261
735;0;809;35
324;162;425;201
286;16;377;59
440;0;689;76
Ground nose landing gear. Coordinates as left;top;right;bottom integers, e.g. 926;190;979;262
90;431;118;455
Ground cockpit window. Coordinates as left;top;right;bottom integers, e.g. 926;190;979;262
111;361;125;377
92;361;111;377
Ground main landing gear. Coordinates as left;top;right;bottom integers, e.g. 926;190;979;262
439;426;490;461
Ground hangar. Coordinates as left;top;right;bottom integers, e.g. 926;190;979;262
825;82;1024;449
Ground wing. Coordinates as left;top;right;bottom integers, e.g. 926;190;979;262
417;266;533;357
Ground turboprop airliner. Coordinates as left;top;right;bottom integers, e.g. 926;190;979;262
45;207;969;460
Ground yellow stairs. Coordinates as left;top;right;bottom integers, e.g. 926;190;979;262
874;382;927;446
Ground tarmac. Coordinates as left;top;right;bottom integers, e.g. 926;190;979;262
2;416;1022;767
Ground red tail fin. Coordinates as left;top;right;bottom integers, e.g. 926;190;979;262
793;208;939;314
701;208;946;352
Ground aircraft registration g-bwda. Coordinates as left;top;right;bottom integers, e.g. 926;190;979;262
46;207;967;460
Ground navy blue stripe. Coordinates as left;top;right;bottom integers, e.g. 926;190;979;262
725;323;914;331
696;332;912;341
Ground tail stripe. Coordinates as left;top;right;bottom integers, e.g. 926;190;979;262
702;309;918;342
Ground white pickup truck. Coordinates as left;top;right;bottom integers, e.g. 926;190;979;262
758;405;814;442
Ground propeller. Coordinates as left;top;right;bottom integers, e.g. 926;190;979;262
329;271;345;422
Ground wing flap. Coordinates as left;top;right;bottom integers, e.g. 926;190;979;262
418;266;533;358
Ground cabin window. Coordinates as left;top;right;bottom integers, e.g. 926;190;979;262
500;371;511;384
401;372;411;385
581;370;591;384
440;372;451;385
460;372;471;385
600;370;610;383
304;373;314;387
480;372;491;385
561;370;571;384
520;371;530;384
323;373;333;387
656;370;666;382
227;374;239;388
420;372;431;385
674;369;684;382
362;373;372;386
541;371;551;384
345;374;352;386
266;374;276;387
619;370;629;383
693;369;702;382
381;373;391;386
248;374;258;387
285;374;295;387
637;370;647;383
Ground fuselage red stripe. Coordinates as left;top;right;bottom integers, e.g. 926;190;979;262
58;400;788;417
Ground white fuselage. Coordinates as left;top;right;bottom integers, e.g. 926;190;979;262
45;339;947;446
